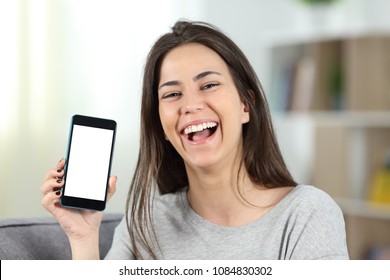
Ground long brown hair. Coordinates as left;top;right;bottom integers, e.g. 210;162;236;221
126;20;297;259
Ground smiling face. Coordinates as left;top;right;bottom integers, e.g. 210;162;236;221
158;43;250;172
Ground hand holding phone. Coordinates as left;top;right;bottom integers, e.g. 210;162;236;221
60;114;117;211
41;157;117;259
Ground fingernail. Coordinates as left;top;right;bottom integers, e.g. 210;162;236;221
58;158;64;163
56;179;62;183
55;190;61;196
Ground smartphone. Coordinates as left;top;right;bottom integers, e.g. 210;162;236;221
60;114;117;211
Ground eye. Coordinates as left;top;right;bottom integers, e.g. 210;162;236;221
161;92;182;100
201;82;219;91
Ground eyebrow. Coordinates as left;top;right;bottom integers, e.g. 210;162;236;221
193;70;221;81
158;71;222;90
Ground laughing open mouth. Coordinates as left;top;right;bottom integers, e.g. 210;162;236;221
182;122;218;142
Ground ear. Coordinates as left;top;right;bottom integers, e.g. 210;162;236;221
241;90;254;124
244;102;250;112
241;101;250;124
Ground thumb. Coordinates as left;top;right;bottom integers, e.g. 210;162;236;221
107;176;117;202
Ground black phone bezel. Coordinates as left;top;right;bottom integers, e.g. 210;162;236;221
60;114;116;211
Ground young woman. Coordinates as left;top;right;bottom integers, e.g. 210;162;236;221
41;20;349;260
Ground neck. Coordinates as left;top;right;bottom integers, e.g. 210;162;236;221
185;160;267;226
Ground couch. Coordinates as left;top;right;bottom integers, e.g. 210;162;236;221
0;213;123;260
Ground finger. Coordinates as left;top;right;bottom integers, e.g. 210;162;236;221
57;158;66;171
44;159;66;181
107;176;117;202
40;177;64;195
41;189;62;215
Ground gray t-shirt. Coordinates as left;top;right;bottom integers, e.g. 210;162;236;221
105;185;349;259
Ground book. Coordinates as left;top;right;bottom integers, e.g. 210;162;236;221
368;151;390;204
288;55;316;112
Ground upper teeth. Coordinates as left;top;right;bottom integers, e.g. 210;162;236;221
184;122;217;135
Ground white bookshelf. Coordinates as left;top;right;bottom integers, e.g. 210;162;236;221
266;31;390;259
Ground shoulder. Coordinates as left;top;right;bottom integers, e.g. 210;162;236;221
290;185;340;207
284;185;344;219
278;185;349;259
292;184;332;199
154;188;186;208
152;188;188;220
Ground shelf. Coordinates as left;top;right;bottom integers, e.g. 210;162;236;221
272;111;390;128
268;32;390;259
263;27;390;48
313;111;390;128
337;198;390;221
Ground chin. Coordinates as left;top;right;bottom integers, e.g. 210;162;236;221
184;154;222;171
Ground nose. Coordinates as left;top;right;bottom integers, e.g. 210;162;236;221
180;93;205;115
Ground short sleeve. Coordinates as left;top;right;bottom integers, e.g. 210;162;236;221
104;216;136;260
285;188;349;260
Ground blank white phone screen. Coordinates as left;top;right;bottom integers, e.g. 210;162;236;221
64;125;114;201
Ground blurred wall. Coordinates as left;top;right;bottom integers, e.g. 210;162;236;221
0;0;204;218
1;0;389;218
